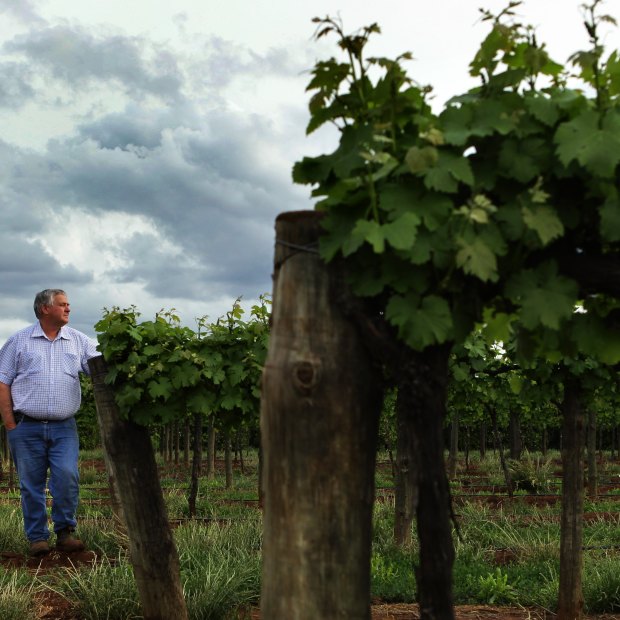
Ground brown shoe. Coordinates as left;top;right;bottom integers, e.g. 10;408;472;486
29;540;50;557
56;529;85;552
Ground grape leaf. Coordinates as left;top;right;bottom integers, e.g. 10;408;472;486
384;212;421;250
455;237;499;282
555;109;620;177
343;220;384;255
424;151;474;193
522;205;564;245
600;195;620;242
505;263;578;330
524;94;559;126
386;293;453;349
148;377;173;400
572;314;620;364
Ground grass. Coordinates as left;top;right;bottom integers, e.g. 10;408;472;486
48;514;263;620
0;506;30;555
176;519;262;619
0;569;39;620
79;466;104;486
0;449;619;617
76;516;128;556
52;555;141;620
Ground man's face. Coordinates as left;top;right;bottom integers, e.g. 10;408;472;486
43;294;70;326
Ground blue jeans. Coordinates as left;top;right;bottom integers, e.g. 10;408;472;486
8;417;80;542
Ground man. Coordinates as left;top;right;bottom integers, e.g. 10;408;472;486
0;289;99;557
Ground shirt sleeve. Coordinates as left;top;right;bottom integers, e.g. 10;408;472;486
80;335;101;375
0;337;17;385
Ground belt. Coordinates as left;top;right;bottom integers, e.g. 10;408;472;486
14;412;67;424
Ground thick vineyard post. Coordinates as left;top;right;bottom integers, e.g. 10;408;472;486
260;210;382;619
88;356;189;620
557;376;585;620
400;346;456;620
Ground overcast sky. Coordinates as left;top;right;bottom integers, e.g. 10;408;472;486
0;0;617;345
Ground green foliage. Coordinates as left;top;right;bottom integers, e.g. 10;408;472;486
94;296;270;430
370;551;415;602
507;452;553;494
295;3;620;369
76;374;100;450
477;568;519;604
583;555;620;612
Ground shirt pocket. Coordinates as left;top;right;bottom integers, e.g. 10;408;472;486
62;353;80;378
19;351;43;376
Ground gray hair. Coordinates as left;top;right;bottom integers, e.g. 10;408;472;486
34;289;66;319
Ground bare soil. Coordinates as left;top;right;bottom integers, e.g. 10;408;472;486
240;604;619;619
369;604;619;619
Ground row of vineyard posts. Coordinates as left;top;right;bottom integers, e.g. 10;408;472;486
84;3;620;620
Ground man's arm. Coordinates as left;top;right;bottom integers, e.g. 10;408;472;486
0;382;16;430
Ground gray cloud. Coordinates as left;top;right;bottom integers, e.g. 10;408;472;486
196;37;306;88
73;102;202;150
4;25;184;102
0;98;308;309
0;0;46;27
0;236;91;296
52;107;305;298
0;62;35;107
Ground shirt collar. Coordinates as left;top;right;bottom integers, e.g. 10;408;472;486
32;322;70;341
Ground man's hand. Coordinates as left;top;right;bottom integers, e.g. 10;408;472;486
0;382;16;430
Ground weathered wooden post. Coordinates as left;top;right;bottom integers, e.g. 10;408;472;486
557;376;585;620
393;381;418;548
260;211;382;619
88;355;189;620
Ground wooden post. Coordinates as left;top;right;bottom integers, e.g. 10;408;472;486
207;417;216;479
586;408;598;498
88;356;189;620
260;211;382;619
401;345;455;620
394;381;418;547
224;431;233;489
509;411;522;460
447;414;459;479
557;376;585;620
183;418;191;467
188;412;203;519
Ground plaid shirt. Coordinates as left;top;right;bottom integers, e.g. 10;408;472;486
0;323;99;420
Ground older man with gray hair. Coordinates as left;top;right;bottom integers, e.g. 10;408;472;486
0;289;99;557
